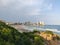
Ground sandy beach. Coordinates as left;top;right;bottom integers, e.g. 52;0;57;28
10;25;30;32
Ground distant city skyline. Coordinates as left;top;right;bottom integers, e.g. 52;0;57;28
0;0;60;25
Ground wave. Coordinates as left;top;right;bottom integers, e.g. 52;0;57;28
36;28;60;33
24;26;60;33
28;28;60;33
45;29;60;33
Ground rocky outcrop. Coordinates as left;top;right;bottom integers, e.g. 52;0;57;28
39;31;60;45
40;32;57;40
34;30;60;45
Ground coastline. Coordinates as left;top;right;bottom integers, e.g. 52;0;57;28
10;25;60;35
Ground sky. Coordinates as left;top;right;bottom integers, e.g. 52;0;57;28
0;0;60;25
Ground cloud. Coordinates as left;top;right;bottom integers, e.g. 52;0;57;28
47;4;53;10
0;0;15;6
27;9;41;15
0;0;53;16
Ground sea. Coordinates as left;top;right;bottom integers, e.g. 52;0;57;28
24;25;60;35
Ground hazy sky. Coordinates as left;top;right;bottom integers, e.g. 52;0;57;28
0;0;60;25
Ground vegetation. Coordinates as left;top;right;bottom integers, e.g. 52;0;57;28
0;21;45;45
0;21;60;45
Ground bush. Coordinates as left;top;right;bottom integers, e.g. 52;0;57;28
0;21;45;45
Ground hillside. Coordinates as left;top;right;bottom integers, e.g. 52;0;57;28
0;21;45;45
0;21;60;45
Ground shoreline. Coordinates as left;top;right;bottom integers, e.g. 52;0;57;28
10;25;60;35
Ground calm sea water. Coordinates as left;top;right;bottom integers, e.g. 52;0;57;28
24;25;60;34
